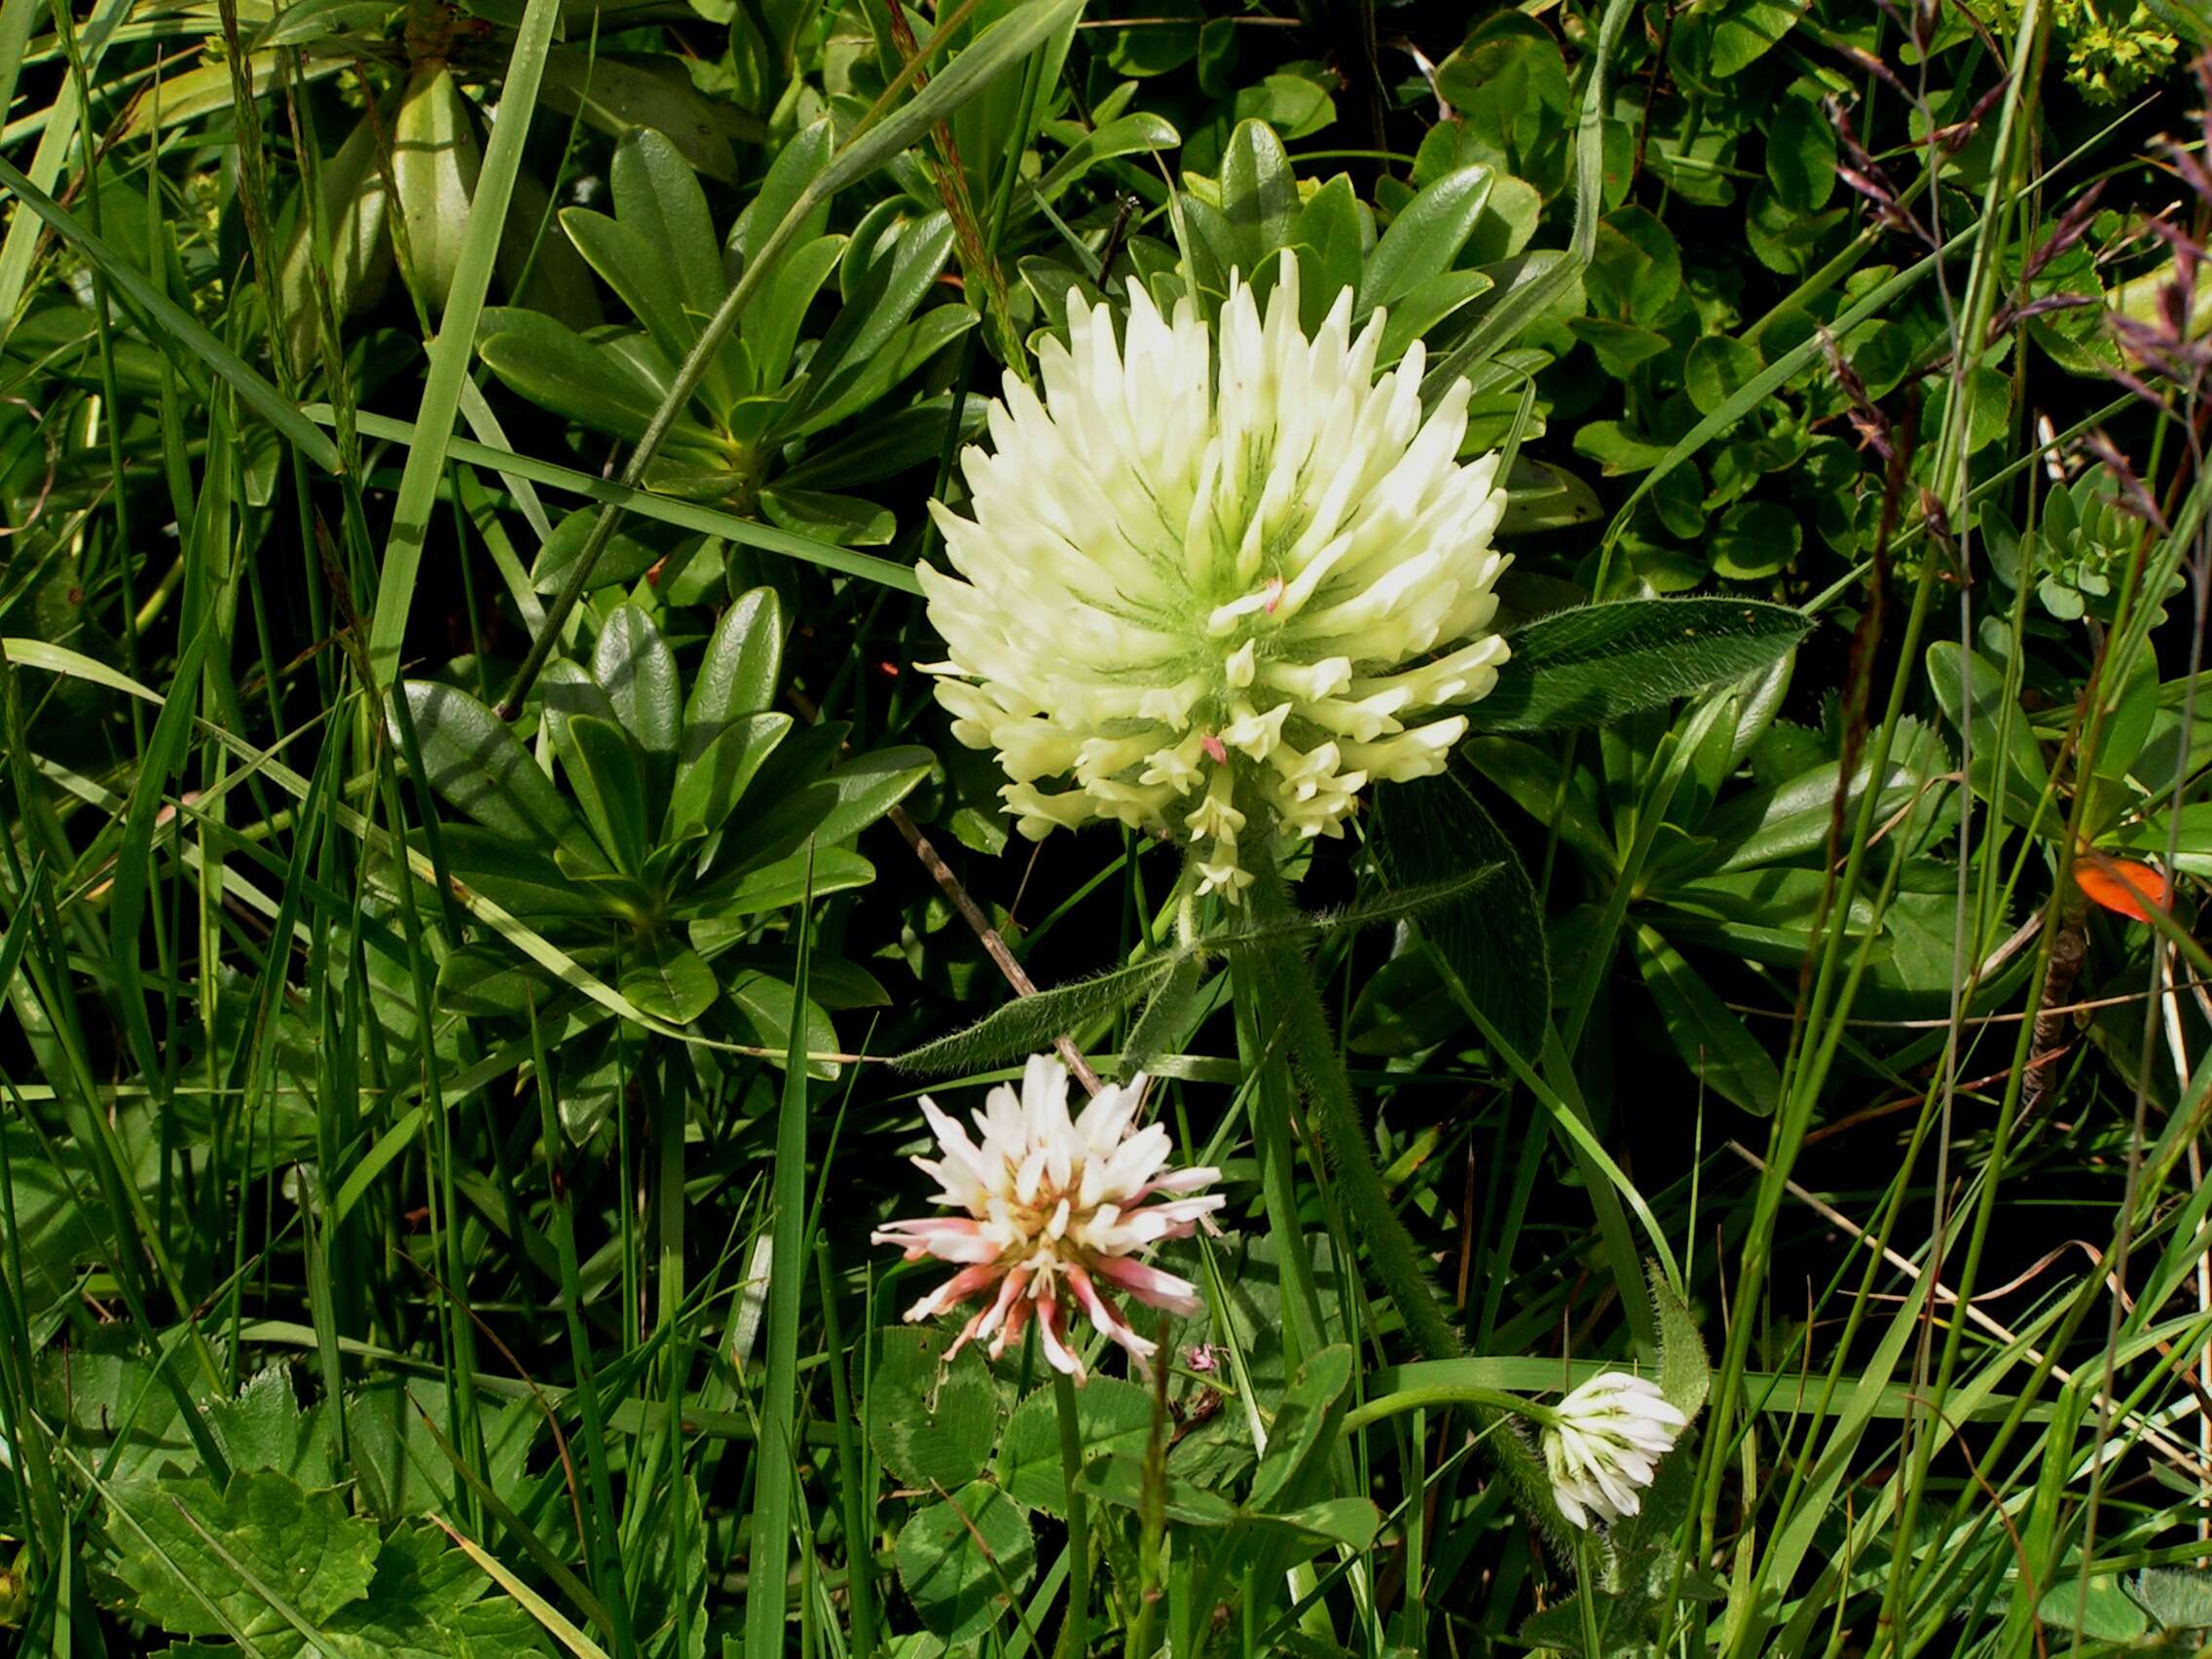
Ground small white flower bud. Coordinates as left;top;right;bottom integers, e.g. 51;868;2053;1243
1543;1372;1690;1530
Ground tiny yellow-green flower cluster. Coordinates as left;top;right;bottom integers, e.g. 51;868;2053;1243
1986;0;2183;103
920;253;1511;901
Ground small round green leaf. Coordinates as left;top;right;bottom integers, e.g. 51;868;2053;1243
1764;95;1837;213
1684;335;1763;418
1710;500;1800;580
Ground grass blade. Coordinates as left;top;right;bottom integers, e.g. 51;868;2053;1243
361;0;564;684
0;156;340;470
743;849;814;1659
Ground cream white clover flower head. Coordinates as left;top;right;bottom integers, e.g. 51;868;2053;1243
920;251;1511;903
1542;1371;1689;1530
872;1054;1224;1382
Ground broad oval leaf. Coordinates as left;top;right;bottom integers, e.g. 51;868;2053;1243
391;65;481;313
995;1380;1156;1518
1220;117;1297;276
277;109;392;366
531;507;682;596
863;1324;999;1491
722;968;838;1077
895;1483;1035;1642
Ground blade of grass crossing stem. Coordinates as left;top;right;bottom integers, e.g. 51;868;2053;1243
812;0;1080;200
1053;1367;1091;1658
3;638;719;1044
497;0;1083;718
745;849;815;1659
3;853;224;1397
0;157;339;471
166;1498;353;1659
1778;17;2048;1622
67;1453;277;1656
362;0;562;688
646;1046;694;1659
407;1387;617;1639
0;0;37;158
1597;73;2127;587
242;720;350;1429
1229;942;1327;1370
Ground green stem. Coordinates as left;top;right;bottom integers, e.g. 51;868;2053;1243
1228;939;1326;1368
1575;1531;1604;1657
1240;851;1567;1535
1053;1366;1091;1659
815;1235;877;1659
1244;856;1456;1359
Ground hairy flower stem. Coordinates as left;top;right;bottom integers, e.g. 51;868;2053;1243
1242;854;1565;1534
1053;1366;1091;1659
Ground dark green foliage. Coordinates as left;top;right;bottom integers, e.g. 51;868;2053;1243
5;2;2212;1656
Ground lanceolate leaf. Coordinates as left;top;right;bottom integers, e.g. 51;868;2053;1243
738;746;935;866
1372;766;1551;1057
666;713;793;841
476;309;691;445
895;955;1182;1076
1464;598;1812;735
399;682;608;871
685;588;786;747
1629;923;1781;1117
553;714;650;875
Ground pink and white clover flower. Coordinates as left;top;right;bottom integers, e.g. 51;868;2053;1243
872;1055;1224;1382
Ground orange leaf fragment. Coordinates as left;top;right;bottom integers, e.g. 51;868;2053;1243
2075;858;2171;923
